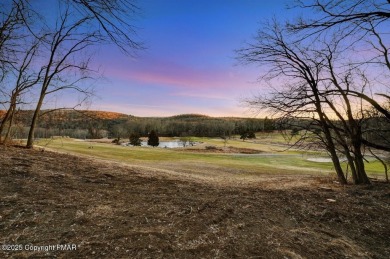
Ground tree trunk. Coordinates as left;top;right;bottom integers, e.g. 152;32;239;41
3;104;16;143
315;102;347;184
0;95;17;143
353;147;370;184
344;149;358;184
26;94;45;148
351;128;371;184
322;125;347;184
0;110;11;143
328;147;348;184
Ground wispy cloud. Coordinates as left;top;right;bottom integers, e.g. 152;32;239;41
170;91;233;100
104;57;250;91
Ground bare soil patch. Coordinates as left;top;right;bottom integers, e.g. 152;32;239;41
0;145;389;258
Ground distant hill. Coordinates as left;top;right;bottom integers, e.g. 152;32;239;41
81;110;130;120
0;110;255;122
0;109;130;122
0;109;275;139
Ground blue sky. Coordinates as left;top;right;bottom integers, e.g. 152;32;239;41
88;0;293;117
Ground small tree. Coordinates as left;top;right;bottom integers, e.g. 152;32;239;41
110;124;125;144
129;132;141;146
221;133;228;147
179;132;191;147
179;136;188;147
147;130;159;147
240;132;248;141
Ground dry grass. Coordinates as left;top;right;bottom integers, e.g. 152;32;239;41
0;145;389;258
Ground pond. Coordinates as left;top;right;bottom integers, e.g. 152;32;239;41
125;141;198;148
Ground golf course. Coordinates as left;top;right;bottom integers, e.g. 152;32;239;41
1;136;389;258
33;133;387;185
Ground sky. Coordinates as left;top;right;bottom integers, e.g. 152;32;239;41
87;0;293;117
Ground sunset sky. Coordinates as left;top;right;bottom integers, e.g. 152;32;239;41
90;0;293;117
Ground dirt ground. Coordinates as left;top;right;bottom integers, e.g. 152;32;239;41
0;145;389;259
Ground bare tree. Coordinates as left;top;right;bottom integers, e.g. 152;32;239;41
289;0;390;36
238;22;349;184
289;0;390;181
69;0;142;54
0;0;42;143
322;52;372;184
288;0;390;119
237;0;390;184
0;0;25;85
0;37;43;143
26;6;98;148
0;0;142;146
22;0;142;148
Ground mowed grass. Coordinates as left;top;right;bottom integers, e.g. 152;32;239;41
191;133;295;152
35;137;386;179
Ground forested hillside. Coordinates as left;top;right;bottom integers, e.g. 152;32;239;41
0;110;275;139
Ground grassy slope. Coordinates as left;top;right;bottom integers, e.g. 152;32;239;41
35;136;386;180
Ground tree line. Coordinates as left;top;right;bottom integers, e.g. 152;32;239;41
109;114;275;140
0;109;276;140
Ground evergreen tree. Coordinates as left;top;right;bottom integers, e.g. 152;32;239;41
240;132;248;141
129;133;142;146
147;130;159;147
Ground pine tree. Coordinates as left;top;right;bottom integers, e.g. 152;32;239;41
129;133;142;146
147;130;159;147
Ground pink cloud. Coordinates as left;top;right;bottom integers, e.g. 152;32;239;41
91;97;251;117
170;91;233;100
104;58;251;91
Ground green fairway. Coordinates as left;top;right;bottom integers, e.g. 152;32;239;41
35;137;386;180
